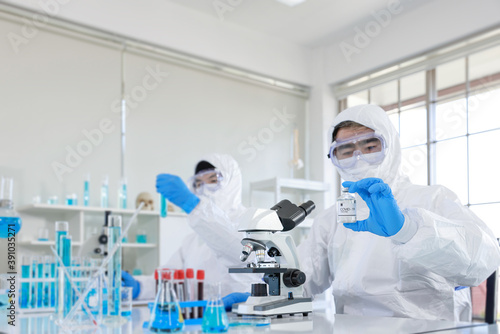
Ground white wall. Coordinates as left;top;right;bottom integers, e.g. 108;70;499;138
2;0;312;85
0;15;307;210
322;0;500;84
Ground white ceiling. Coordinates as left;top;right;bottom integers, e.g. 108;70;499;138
166;0;426;47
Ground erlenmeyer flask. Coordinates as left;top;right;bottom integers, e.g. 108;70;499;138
201;282;229;333
148;268;184;332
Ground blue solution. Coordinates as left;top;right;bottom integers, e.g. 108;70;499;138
121;310;132;317
83;179;90;206
30;260;37;308
62;236;72;317
20;264;30;308
160;195;167;218
37;262;44;308
202;305;229;333
50;262;56;307
0;216;22;238
136;234;147;244
55;229;67;313
107;225;121;316
101;183;109;208
119;183;127;209
150;303;184;332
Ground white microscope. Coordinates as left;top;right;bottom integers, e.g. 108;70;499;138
229;199;315;317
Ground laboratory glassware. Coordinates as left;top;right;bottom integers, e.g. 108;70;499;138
55;221;68;314
0;177;22;238
83;173;90;206
101;175;109;208
118;177;127;209
148;268;185;332
202;282;229;333
337;187;356;224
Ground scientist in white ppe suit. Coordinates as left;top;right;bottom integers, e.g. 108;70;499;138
126;154;256;302
299;104;500;321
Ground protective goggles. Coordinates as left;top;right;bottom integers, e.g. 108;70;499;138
327;132;386;169
189;169;224;195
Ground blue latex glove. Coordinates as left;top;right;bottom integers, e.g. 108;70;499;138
156;174;200;214
222;292;250;311
342;178;404;237
121;270;141;300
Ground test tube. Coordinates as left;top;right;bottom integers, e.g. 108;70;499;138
20;256;30;308
62;235;72;317
83;173;90;207
197;270;205;318
101;175;109;208
43;256;52;307
185;268;195;319
118;177;127;209
55;221;68;315
36;256;44;308
31;257;38;308
107;215;122;317
160;194;167;218
175;270;186;319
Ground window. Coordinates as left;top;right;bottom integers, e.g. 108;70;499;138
338;38;500;236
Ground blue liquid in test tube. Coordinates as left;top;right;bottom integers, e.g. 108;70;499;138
55;221;68;314
84;174;90;207
61;235;73;317
101;175;109;208
160;194;167;218
37;258;44;308
118;177;127;209
107;215;122;317
20;256;30;308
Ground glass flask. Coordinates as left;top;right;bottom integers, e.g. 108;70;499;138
202;282;229;333
148;268;184;333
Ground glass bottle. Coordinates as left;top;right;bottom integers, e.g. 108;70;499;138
337;187;356;224
0;177;22;238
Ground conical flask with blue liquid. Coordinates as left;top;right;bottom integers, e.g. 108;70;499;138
148;268;184;332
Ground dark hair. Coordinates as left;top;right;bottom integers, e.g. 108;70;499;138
331;121;365;142
195;160;216;174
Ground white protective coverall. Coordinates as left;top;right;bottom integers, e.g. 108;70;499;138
299;104;500;321
136;154;257;299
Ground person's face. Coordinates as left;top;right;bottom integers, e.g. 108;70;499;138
334;126;383;161
194;171;219;189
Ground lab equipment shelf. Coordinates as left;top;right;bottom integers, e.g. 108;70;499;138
249;177;331;207
16;204;187;275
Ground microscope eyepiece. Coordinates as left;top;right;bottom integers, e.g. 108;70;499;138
270;199;316;232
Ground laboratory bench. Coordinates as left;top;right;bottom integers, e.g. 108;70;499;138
12;307;500;334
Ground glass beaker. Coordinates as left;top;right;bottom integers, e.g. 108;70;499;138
201;282;229;333
148;268;184;333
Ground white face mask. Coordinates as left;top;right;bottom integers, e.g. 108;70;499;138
338;159;381;181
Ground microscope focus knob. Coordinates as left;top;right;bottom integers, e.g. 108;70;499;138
283;269;306;288
251;283;268;297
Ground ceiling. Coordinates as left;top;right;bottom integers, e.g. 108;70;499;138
165;0;424;47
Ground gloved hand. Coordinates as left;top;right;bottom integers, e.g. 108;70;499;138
222;292;250;311
342;178;404;237
121;270;141;300
156;174;200;214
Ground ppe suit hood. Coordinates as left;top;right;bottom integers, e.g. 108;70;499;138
197;153;245;220
330;104;407;191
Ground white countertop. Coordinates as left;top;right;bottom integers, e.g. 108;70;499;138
12;307;498;334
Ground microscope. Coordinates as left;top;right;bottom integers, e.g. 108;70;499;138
229;199;315;317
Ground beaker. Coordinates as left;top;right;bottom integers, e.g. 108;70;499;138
201;282;229;333
148;268;184;333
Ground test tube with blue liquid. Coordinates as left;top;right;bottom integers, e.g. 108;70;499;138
55;221;68;314
83;173;90;207
60;235;72;317
101;175;109;208
105;215;125;325
36;256;44;308
160;194;167;218
20;256;30;308
118;177;127;209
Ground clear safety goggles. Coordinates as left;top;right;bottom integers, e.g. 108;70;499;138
189;169;224;195
327;132;386;169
